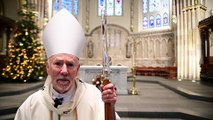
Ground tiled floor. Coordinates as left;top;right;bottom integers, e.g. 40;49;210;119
0;76;213;120
117;81;213;119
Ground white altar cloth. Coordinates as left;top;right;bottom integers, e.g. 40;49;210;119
79;66;128;94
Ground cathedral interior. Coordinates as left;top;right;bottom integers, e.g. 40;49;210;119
0;0;213;119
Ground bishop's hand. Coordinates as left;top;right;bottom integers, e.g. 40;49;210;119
101;82;117;104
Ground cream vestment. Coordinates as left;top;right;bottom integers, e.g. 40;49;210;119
14;77;108;120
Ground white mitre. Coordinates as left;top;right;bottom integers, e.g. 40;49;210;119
42;9;85;58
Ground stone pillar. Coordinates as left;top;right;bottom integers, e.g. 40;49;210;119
177;0;181;79
183;0;188;79
46;0;52;19
195;4;201;79
187;1;192;79
172;0;177;67
180;0;184;78
191;0;196;79
177;0;206;80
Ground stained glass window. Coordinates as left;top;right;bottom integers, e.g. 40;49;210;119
150;16;154;28
163;12;168;26
115;0;122;15
107;0;114;16
149;0;161;12
98;0;105;16
73;0;79;15
53;0;79;16
98;0;123;16
62;0;72;13
156;14;161;27
163;0;169;9
54;0;60;11
143;0;148;13
143;17;148;28
141;0;170;30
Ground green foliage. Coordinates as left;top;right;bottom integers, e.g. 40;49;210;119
1;1;46;82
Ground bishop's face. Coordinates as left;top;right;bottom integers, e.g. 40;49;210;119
46;53;80;94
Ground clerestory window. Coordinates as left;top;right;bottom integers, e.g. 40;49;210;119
98;0;123;16
141;0;170;30
53;0;79;18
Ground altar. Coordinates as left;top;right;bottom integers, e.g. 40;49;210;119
79;66;128;94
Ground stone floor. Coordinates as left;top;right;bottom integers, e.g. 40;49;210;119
0;76;213;120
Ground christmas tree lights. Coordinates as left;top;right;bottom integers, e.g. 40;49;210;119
2;1;46;82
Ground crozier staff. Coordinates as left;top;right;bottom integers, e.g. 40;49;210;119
14;9;120;120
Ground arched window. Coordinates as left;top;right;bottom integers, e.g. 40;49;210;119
156;14;161;27
141;0;170;30
53;0;79;17
143;16;148;28
149;15;154;28
163;12;168;26
98;0;123;16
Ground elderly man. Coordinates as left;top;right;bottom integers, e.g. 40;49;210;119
14;9;119;120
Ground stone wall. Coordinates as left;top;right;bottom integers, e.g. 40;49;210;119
80;25;175;71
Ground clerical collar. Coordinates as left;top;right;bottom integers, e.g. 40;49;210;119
51;82;76;104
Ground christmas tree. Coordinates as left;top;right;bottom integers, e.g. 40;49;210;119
1;1;46;82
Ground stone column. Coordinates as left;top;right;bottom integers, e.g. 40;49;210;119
46;0;52;19
187;1;193;79
177;0;181;79
177;0;207;80
195;4;201;79
172;0;177;66
191;0;196;79
180;0;184;78
183;0;188;78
